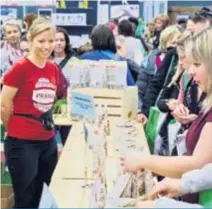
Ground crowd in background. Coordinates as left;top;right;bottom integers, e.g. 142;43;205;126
1;6;212;208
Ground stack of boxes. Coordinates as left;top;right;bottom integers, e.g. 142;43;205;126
1;123;14;208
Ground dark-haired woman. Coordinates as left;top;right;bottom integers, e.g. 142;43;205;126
81;24;135;86
118;20;146;66
52;27;74;145
52;27;75;77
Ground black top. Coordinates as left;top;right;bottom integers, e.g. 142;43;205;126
183;80;206;115
153;31;161;49
140;47;178;117
157;68;182;113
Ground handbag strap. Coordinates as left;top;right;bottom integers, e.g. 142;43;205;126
59;54;72;69
155;55;177;104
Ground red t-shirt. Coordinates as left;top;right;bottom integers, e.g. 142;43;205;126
3;58;62;140
186;107;212;155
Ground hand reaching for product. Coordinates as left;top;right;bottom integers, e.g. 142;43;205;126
149;177;183;200
120;151;144;174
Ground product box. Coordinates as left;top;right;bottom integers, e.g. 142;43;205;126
1;185;14;208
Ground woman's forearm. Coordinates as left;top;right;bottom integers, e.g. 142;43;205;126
142;155;199;178
1;103;13;128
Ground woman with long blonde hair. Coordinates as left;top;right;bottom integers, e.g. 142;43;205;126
121;27;212;204
150;32;191;156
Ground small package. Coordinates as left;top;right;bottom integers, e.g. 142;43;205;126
89;61;106;88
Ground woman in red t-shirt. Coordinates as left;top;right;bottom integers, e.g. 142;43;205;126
1;17;65;208
120;27;212;204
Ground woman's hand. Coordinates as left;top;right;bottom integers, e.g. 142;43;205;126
136;113;148;125
166;99;179;111
120;151;145;174
1;85;18;127
172;110;197;124
179;114;198;123
173;103;189;117
150;178;183;200
171;104;195;124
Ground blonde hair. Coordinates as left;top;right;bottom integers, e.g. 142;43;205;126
154;14;170;29
186;27;212;111
159;25;181;51
27;17;56;42
147;22;155;38
168;31;191;87
3;19;21;32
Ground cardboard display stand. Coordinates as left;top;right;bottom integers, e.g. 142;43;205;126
70;87;138;119
53;86;138;126
1;185;14;209
50;118;153;208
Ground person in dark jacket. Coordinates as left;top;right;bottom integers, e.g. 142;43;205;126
136;25;180;110
136;47;178;124
186;7;212;34
137;10;209;121
155;34;190;156
118;20;145;66
152;14;170;49
156;32;190;113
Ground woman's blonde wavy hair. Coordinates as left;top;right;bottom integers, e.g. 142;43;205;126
159;25;181;51
168;31;191;87
27;17;56;42
185;27;212;112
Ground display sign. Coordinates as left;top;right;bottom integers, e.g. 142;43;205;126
97;4;109;24
38;8;53;20
0;8;17;23
71;92;96;120
153;0;168;17
110;4;139;19
143;0;154;23
0;0;55;6
52;13;86;26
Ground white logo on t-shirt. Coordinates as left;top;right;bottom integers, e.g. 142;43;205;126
32;78;56;112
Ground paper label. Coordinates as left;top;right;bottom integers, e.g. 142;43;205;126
39;183;58;208
106;173;132;200
89;61;106;88
67;61;82;88
104;61;127;89
71;92;96;120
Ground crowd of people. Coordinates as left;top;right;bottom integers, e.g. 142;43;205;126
0;6;212;208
